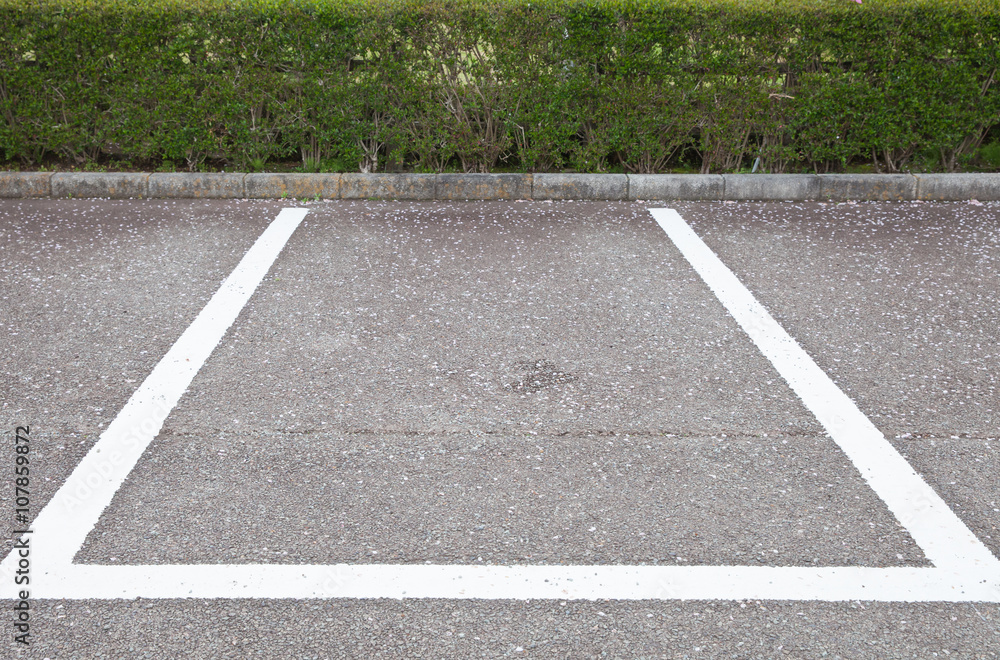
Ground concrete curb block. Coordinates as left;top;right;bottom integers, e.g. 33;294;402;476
3;172;1000;201
0;172;51;198
245;173;340;199
340;173;436;200
534;173;627;200
819;174;916;201
149;173;245;198
629;174;723;200
51;172;149;199
724;174;820;201
437;173;532;200
914;173;1000;201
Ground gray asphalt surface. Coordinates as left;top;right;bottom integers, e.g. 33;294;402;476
674;200;1000;561
79;432;922;567
0;200;276;535
1;199;998;658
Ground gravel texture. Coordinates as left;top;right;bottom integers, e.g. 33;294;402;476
2;198;997;657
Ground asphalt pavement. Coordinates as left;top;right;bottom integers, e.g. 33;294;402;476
1;198;998;657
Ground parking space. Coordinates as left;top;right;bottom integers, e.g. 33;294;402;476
1;199;998;656
0;200;285;536
70;202;916;570
673;200;1000;560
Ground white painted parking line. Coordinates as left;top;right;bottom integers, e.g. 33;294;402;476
0;208;309;589
650;208;999;574
20;564;1000;602
2;206;998;602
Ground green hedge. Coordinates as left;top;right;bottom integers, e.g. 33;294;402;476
2;0;999;173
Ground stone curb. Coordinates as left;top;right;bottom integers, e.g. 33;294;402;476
914;173;1000;201
630;174;723;200
534;173;628;200
340;173;436;199
3;172;999;201
149;173;245;198
51;172;149;199
437;173;531;200
818;174;917;202
723;174;820;201
245;173;339;199
0;172;51;198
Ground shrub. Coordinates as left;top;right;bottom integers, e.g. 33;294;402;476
1;0;997;173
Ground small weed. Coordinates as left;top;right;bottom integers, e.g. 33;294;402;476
301;156;321;173
321;157;350;173
250;156;267;172
156;160;176;173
